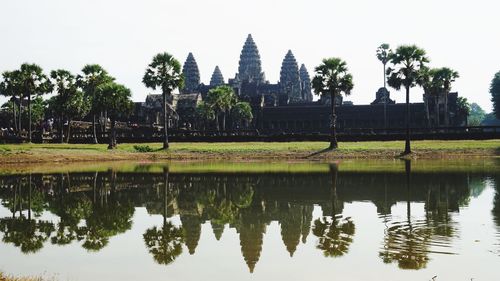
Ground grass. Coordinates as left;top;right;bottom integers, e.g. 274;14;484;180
0;140;498;164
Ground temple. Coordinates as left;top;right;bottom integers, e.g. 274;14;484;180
135;34;467;132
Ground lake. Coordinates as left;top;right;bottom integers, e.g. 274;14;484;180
0;160;499;281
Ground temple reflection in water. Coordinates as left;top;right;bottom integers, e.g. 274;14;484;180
0;162;498;272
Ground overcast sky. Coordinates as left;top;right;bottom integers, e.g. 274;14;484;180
1;0;499;111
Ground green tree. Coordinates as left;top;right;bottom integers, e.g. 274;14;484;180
231;101;253;129
468;103;486;126
490;71;500;119
419;67;441;127
195;101;215;130
143;52;184;150
376;43;392;89
77;65;114;144
49;69;90;143
376;43;392;129
205;85;237;131
0;70;22;132
95;82;133;149
17;64;53;142
456;97;470;126
433;67;460;126
312;58;354;149
387;45;429;154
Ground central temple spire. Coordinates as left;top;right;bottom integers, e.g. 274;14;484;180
238;34;265;83
280;50;301;102
182;52;200;94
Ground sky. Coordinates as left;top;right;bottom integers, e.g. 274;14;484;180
1;0;499;111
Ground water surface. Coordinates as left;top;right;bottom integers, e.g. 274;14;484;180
0;160;499;281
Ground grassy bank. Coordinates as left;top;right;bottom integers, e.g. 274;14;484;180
0;272;48;281
0;140;499;164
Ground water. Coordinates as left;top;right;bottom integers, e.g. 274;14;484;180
0;160;499;281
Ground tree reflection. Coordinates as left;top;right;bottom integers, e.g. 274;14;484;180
143;167;185;265
312;164;355;258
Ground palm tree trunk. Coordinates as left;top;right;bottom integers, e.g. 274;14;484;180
424;96;431;128
163;167;169;226
330;92;338;149
444;92;449;127
18;95;22;136
222;112;226;131
108;119;115;149
66;120;72;143
28;93;32;143
92;112;98;144
163;91;169;149
404;86;411;154
215;113;220;131
60;114;64;143
12;98;18;132
329;164;338;216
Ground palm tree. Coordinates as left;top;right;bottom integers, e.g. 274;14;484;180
433;67;459;126
195;101;215;130
418;66;440;127
206;85;237;131
50;69;90;143
143;53;184;149
18;64;53;142
376;43;392;89
377;44;392;129
94;82;133;149
312;58;354;149
386;45;429;154
456;97;470;126
231;101;253;129
0;70;22;133
77;65;114;144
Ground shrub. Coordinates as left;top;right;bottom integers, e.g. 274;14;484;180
133;145;154;153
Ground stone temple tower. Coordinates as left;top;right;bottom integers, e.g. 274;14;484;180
299;64;313;102
279;50;302;102
210;66;225;87
182;52;200;94
238;34;265;83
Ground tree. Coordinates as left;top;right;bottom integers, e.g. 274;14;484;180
143;53;184;150
17;64;53;142
376;43;392;89
206;86;238;131
95;82;133;149
0;70;22;133
231;101;253;129
387;45;429;154
468;103;486;126
312;58;354;149
456;97;470;126
491;71;500;119
77;65;114;144
49;70;90;143
432;67;459;126
376;43;392;129
195;101;215;130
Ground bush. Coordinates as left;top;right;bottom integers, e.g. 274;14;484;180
133;145;154;153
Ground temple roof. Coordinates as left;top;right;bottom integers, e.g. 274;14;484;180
280;50;301;102
238;34;265;83
299;64;313;102
182;52;201;94
210;66;225;87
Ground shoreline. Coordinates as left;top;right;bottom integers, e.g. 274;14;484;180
0;140;499;164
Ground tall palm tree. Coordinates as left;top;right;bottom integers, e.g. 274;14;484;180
94;82;133;149
143;52;184;149
0;70;22;133
312;58;354;149
386;45;429;154
376;44;392;129
206;85;237;131
18;64;53;143
433;67;459;126
77;65;114;144
50;69;90;143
